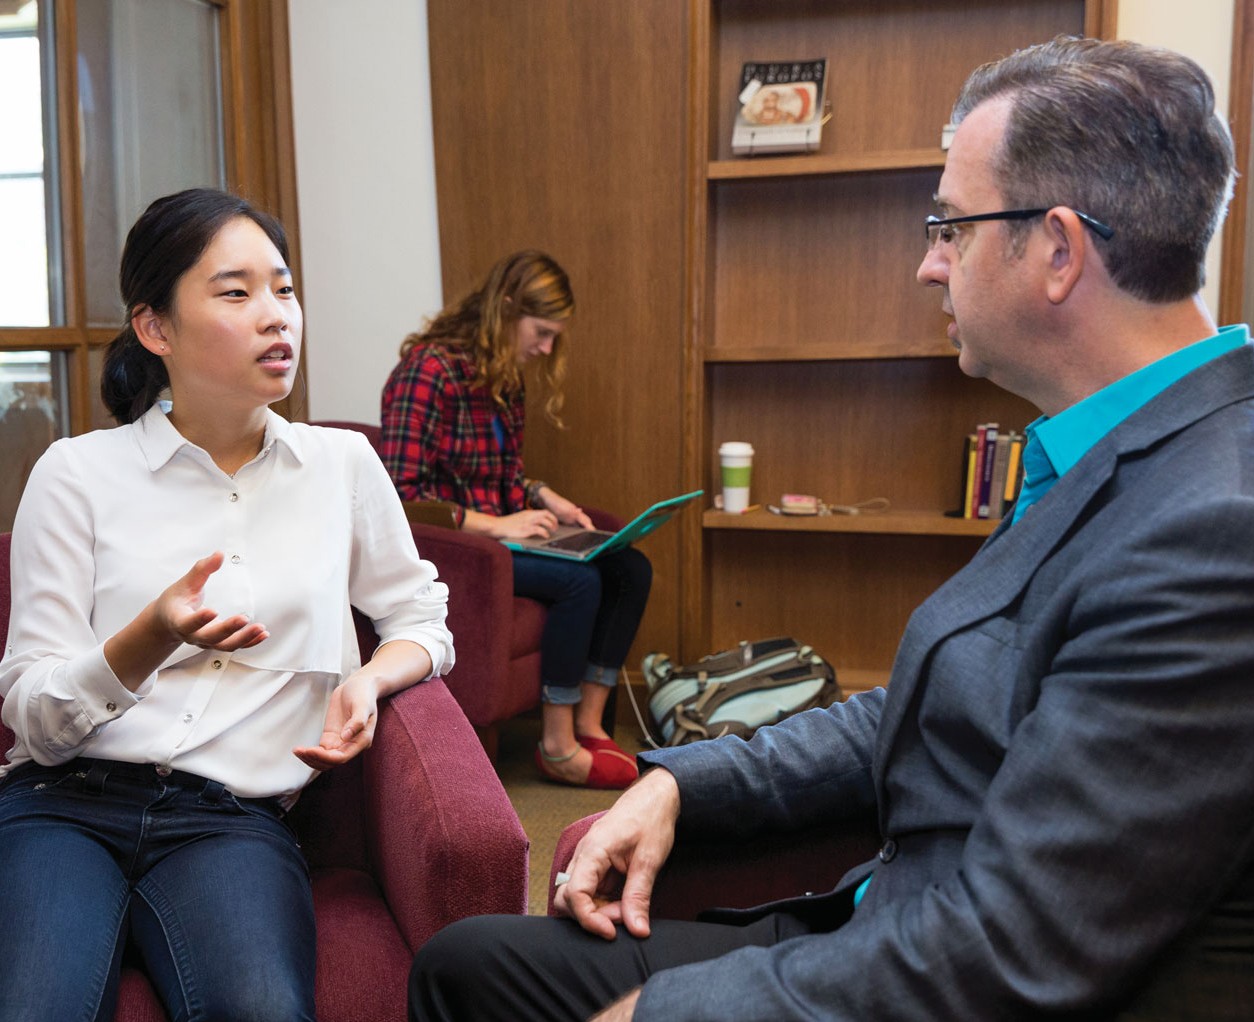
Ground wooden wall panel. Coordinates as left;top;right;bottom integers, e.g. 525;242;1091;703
427;0;691;660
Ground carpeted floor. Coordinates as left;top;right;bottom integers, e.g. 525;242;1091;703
495;713;652;915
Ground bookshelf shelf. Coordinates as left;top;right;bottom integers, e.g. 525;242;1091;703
708;148;946;181
704;508;998;538
703;342;957;364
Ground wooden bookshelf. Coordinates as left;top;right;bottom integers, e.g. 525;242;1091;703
683;0;1112;674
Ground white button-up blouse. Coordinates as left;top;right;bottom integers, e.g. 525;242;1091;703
0;405;454;802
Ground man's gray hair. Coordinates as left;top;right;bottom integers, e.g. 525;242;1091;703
954;36;1234;302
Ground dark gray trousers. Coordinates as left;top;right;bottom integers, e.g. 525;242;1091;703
408;911;814;1022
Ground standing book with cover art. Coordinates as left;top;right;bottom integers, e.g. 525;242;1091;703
732;59;827;156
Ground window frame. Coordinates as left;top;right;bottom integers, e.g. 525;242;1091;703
0;0;304;436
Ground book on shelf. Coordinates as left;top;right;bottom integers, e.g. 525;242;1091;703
976;423;999;518
986;432;1012;521
958;424;1024;520
731;59;827;157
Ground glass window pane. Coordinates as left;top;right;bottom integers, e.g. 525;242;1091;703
78;0;226;327
0;350;70;532
0;1;63;328
0;179;52;327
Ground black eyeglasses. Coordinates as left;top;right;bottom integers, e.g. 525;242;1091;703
924;208;1114;249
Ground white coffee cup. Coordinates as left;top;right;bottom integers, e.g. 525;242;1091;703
718;441;754;514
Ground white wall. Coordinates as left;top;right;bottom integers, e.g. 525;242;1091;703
1118;0;1236;319
287;0;443;423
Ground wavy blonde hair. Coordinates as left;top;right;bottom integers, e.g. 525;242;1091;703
400;250;574;426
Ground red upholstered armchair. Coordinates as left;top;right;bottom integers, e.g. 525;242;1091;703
547;808;879;920
311;421;624;760
0;531;529;1022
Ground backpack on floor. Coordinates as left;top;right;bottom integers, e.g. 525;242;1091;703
641;637;841;746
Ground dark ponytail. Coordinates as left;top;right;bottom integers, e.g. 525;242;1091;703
100;188;289;424
101;325;170;425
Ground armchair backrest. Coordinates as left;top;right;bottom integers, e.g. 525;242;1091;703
308;419;382;451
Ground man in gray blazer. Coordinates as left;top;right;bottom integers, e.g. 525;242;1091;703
410;36;1254;1022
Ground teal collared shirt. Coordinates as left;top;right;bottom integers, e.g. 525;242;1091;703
1010;324;1250;525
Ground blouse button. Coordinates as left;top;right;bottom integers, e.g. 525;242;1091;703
212;659;223;670
182;713;193;724
105;701;116;712
229;492;239;502
230;554;242;564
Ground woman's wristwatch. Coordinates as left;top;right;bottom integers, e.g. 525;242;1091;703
525;479;548;509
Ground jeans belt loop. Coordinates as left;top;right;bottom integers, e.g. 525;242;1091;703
200;778;227;804
83;761;109;795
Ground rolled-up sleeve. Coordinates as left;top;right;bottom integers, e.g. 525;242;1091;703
0;443;153;764
348;435;455;677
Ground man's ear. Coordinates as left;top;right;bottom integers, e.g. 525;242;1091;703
1042;207;1089;305
132;305;169;355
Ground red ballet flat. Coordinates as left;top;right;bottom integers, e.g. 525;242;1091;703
576;734;632;758
535;743;638;790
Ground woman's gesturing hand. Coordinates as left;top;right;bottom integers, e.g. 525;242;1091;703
293;673;380;769
105;552;270;691
153;552;270;651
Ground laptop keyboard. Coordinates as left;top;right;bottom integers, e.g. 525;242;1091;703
545;530;612;553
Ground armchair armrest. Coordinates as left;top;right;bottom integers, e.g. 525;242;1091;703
406;524;515;728
548;809;879;921
366;677;528;951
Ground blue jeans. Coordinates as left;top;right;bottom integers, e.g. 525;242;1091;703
0;758;316;1022
511;547;652;705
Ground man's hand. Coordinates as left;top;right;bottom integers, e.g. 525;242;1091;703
553;767;681;940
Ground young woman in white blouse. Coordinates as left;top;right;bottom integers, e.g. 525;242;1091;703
0;188;454;1022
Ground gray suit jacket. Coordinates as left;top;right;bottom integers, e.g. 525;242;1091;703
638;343;1254;1020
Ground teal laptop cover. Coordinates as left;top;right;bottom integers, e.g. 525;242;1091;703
503;489;703;561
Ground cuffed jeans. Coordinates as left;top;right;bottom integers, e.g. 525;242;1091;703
512;547;652;705
0;758;316;1022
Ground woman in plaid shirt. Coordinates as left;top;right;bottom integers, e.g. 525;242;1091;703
380;251;650;789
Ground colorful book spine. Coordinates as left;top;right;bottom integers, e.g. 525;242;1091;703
986;433;1011;519
961;433;977;519
969;424;988;518
976;423;999;518
1004;432;1025;512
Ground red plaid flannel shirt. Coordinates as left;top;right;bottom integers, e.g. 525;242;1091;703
380;344;528;520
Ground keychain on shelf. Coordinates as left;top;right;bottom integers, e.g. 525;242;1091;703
766;494;891;517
